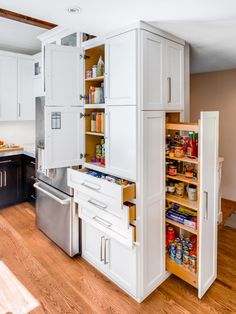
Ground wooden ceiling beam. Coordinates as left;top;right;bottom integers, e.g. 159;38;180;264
0;8;57;29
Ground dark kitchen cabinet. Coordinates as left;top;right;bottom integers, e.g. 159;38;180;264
0;156;22;208
23;155;36;202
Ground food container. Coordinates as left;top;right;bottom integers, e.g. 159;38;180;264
187;185;197;201
175;183;185;197
167;183;175;194
92;65;97;78
94;87;102;104
185;166;194;178
85;70;92;79
168;165;177;176
175;146;184;158
169;148;175;158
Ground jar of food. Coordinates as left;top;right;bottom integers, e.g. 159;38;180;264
185;166;194;178
92;65;97;78
176;183;185;197
187;185;197;201
169;148;175;158
168;165;177;176
175;145;184;158
167;182;175;194
85;70;92;79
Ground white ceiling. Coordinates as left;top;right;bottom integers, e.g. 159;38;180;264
0;17;45;55
1;0;236;72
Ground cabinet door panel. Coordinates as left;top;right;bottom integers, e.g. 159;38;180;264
18;58;34;120
45;44;83;106
105;30;136;105
107;237;136;296
141;111;166;296
106;106;136;181
82;221;106;272
142;31;165;110
44;106;84;169
165;40;184;110
198;111;219;298
0;55;17;121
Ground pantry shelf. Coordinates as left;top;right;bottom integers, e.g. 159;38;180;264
86;132;104;136
85;76;104;82
166;174;198;185
166;194;198;211
166;122;199;133
166;256;198;288
84;161;105;172
166;218;197;235
84;104;106;109
166;156;198;165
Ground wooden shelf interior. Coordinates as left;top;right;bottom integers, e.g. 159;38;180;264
166;174;198;185
85;108;105;164
166;194;198;211
166;256;198;288
85;45;105;104
166;156;198;165
166;122;199;133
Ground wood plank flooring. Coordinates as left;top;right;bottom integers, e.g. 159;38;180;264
0;201;235;313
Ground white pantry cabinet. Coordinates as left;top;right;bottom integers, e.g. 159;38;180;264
82;220;137;296
44;44;83;107
18;58;34;120
165;40;184;110
105;30;137;106
105;106;136;181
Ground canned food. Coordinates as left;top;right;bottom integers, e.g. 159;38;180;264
177;243;182;250
183;250;189;268
189;255;197;273
175;249;182;264
169;165;177;176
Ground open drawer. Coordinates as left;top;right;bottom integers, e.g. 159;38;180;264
68;168;136;211
79;199;136;248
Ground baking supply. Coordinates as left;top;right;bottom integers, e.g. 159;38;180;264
91;112;96;132
97;56;104;77
187;185;197;201
92;65;97;78
94;87;102;104
168;165;177;176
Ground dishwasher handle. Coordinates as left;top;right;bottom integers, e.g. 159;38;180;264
34;182;71;205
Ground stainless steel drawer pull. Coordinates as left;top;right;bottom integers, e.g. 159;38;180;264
34;183;71;205
0;160;12;164
100;236;105;262
204;191;209;220
81;181;101;191
3;171;6;187
88;199;107;209
0;172;2;188
93;216;112;228
30;161;36;165
104;238;109;265
167;77;172;103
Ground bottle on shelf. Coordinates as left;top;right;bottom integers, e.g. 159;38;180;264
97;56;104;77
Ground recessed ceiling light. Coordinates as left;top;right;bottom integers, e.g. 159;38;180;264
67;6;82;14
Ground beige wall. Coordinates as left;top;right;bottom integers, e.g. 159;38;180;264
190;69;236;201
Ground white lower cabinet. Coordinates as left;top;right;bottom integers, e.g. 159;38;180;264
82;220;137;296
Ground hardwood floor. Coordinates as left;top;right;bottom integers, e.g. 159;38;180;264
0;201;235;313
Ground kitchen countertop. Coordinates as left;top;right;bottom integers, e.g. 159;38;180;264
0;145;35;159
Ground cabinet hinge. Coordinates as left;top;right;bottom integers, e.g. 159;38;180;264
80;94;88;101
80;153;89;159
80;113;90;118
80;54;90;60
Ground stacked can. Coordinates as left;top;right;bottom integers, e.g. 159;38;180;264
175;243;183;264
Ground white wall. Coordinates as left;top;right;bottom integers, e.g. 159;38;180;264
0;121;35;146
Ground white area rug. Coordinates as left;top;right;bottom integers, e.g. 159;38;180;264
0;261;39;314
224;211;236;229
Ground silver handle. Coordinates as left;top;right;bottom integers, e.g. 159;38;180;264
167;77;171;103
3;171;6;187
18;103;21;118
88;199;107;210
93;216;112;228
30;161;36;165
100;236;105;262
34;182;71;205
0;160;12;164
104;72;108;99
0;172;2;188
104;238;109;265
204;191;208;220
81;181;101;191
30;195;36;200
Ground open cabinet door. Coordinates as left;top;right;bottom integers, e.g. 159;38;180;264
199;111;219;298
44;44;83;106
44;106;84;169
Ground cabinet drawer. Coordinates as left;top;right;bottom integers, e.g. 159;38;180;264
79;200;135;248
68;168;136;210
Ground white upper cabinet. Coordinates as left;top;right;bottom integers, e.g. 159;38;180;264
0;55;18;121
44;106;84;169
44;44;83;106
18;58;34;120
165;40;184;110
141;31;165;110
105;106;136;181
198;111;219;298
105;30;137;105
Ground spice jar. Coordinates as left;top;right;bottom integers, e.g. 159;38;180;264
168;165;177;176
169;147;175;158
185;166;194;178
175;145;184;158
